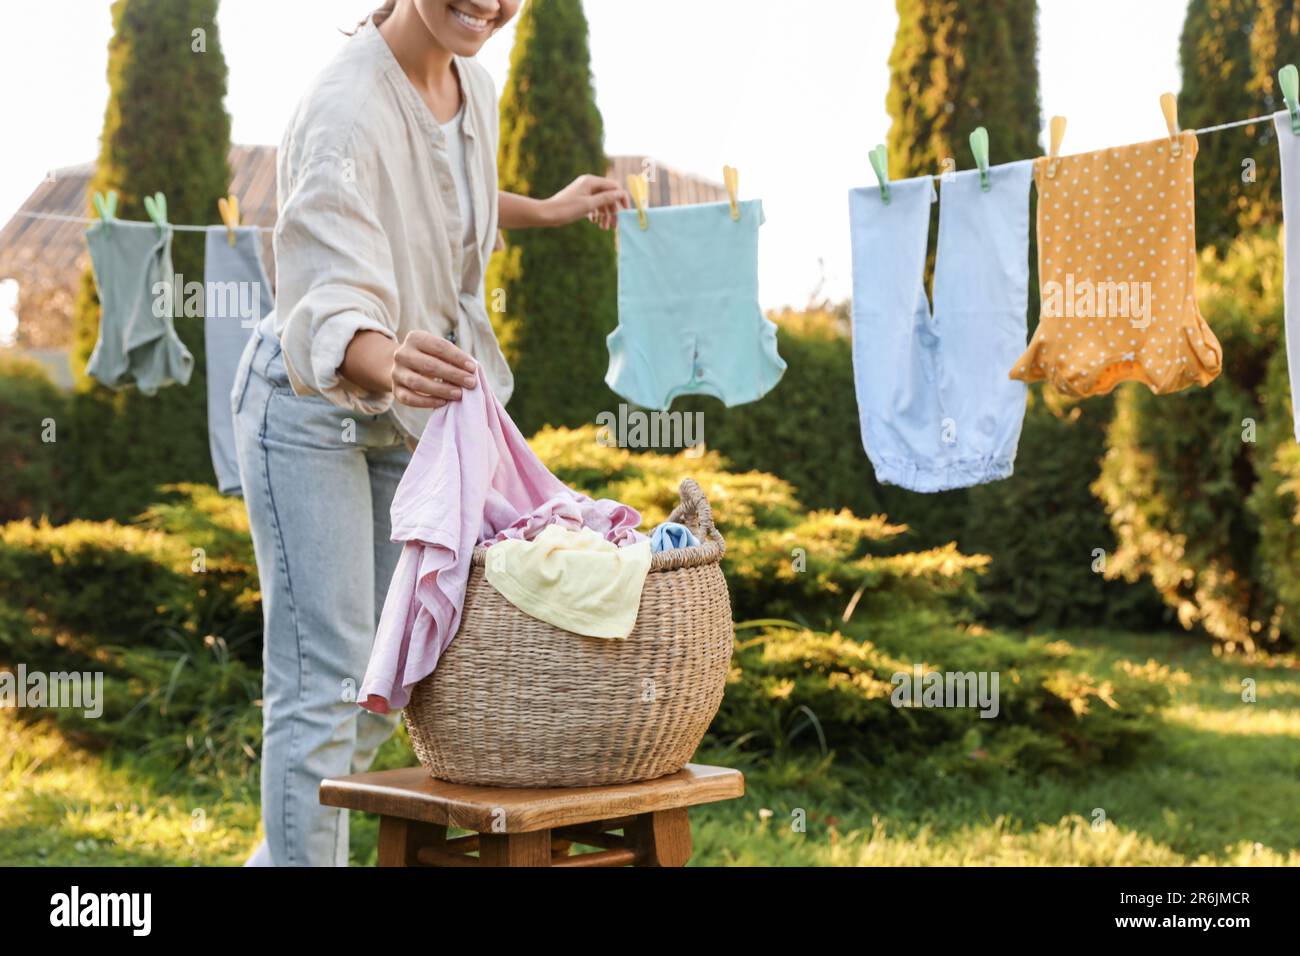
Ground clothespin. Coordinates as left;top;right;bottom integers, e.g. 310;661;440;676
218;194;241;246
969;126;991;192
626;173;649;230
722;165;740;221
142;192;168;235
1046;115;1067;178
91;189;118;235
1159;92;1182;158
1280;64;1300;135
868;144;890;204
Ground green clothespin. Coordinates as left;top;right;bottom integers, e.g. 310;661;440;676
970;126;991;192
1281;64;1300;135
92;189;118;234
868;144;890;204
142;192;168;234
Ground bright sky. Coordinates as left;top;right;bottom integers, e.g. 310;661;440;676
0;0;1194;309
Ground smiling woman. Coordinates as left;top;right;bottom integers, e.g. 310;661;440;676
233;0;630;868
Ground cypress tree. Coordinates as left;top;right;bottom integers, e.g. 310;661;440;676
887;0;1042;178
1178;0;1273;252
71;0;230;512
488;0;618;435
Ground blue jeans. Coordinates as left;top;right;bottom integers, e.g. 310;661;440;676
232;324;409;866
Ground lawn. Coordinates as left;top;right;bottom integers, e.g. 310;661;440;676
3;629;1296;866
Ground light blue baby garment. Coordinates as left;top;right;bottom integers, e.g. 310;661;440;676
85;219;194;395
649;521;701;553
848;160;1033;492
607;199;786;410
205;226;273;496
1274;111;1300;442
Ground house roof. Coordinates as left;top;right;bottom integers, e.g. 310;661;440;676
0;148;726;349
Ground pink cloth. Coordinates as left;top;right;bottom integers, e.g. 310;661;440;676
359;368;644;713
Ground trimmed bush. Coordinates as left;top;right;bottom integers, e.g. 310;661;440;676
0;354;68;523
0;484;260;658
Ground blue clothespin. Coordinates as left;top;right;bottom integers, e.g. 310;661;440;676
868;144;890;204
142;192;168;235
970;126;991;192
1280;64;1300;135
92;189;118;235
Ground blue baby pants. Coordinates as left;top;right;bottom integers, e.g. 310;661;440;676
848;160;1033;492
606;199;786;410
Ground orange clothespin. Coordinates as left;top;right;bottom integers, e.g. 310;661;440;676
723;165;740;220
218;194;241;246
626;174;649;230
1046;115;1066;178
1159;92;1182;158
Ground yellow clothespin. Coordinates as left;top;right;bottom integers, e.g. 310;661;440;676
218;194;241;246
1046;115;1067;178
723;165;740;221
1159;92;1182;158
626;173;649;230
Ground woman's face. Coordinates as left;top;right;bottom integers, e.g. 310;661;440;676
415;0;521;55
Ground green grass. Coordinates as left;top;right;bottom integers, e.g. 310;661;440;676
2;629;1297;866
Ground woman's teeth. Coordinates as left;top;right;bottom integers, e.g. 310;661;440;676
451;8;490;30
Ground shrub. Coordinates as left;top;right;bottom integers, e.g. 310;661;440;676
0;354;68;523
0;484;260;658
719;621;1168;773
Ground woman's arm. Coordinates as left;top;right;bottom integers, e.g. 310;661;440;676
340;329;479;410
499;174;630;231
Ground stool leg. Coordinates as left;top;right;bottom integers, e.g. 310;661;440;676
478;830;552;867
626;808;692;867
377;817;447;867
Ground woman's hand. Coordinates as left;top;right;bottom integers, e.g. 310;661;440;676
545;174;630;230
391;330;478;409
498;177;630;231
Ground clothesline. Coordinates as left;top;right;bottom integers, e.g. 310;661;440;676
10;210;273;232
7;111;1285;233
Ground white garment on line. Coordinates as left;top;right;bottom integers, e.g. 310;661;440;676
1274;110;1300;442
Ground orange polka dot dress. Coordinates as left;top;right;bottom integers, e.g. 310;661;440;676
1009;131;1222;396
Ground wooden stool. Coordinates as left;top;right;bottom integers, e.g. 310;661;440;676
320;763;744;867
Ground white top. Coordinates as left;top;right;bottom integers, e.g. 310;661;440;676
271;16;512;440
440;103;477;261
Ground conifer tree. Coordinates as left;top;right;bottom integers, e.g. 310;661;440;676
488;0;618;434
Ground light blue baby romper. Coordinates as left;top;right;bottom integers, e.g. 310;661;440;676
85;219;194;395
848;160;1033;492
606;199;786;410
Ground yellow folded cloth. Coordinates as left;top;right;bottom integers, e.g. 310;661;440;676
483;525;652;639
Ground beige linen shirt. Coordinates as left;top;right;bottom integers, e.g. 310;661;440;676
273;16;512;440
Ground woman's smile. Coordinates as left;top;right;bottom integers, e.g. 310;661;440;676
449;6;493;34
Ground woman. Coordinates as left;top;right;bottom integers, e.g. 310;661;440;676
233;0;627;866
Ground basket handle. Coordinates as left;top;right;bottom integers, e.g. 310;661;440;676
667;478;725;557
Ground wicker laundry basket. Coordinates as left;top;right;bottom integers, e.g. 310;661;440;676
403;478;733;788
